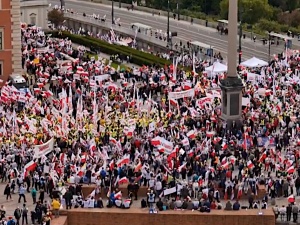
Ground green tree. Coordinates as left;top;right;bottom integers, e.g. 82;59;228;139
48;9;65;27
220;0;273;24
286;0;300;12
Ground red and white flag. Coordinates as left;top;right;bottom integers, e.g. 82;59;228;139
247;160;254;169
24;160;37;177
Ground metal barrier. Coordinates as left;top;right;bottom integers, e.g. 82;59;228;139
64;12;169;48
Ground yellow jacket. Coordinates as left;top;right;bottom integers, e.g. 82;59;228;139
51;199;61;210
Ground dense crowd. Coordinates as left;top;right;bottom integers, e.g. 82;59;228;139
0;19;300;224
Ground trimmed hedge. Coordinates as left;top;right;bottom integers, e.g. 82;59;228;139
48;31;171;66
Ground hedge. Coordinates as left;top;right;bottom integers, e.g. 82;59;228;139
48;31;171;67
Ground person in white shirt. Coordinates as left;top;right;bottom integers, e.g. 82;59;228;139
149;177;155;189
192;181;199;199
115;199;122;208
155;179;162;197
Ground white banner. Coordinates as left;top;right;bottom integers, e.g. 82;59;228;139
196;97;212;107
33;138;55;158
247;73;257;83
242;97;250;106
168;89;195;100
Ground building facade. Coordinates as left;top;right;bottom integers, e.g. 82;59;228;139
0;0;22;81
20;0;49;30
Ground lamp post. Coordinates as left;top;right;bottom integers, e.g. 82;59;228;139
119;0;121;8
167;0;170;49
238;9;243;64
111;0;114;24
177;1;180;21
268;31;271;62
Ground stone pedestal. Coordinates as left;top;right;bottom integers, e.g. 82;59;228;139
220;77;243;126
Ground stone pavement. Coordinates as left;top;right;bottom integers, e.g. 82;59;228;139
0;181;292;218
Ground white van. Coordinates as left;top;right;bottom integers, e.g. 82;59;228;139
8;74;30;93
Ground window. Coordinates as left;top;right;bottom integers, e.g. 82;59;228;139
0;29;3;51
30;13;36;25
0;61;3;76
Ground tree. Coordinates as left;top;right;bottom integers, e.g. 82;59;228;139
48;9;65;28
219;0;273;24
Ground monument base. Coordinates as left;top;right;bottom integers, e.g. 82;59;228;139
219;76;244;128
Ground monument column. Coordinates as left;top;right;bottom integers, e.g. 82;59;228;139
220;0;244;126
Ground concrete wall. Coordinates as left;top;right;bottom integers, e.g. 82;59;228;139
64;13;169;53
20;0;49;29
65;208;275;225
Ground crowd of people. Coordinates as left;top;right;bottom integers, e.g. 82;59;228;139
1;14;300;223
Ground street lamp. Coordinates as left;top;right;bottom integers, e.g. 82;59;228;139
268;31;271;62
167;0;170;49
111;0;114;24
177;1;180;21
238;10;243;64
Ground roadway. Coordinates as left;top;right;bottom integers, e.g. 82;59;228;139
50;0;296;62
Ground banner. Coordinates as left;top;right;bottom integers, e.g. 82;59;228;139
33;138;54;158
242;97;250;106
196;97;212;107
168;89;195;100
247;73;257;83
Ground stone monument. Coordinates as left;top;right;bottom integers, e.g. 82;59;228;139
219;0;243;125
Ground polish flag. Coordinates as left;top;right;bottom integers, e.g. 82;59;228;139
115;191;122;199
118;177;129;185
288;194;295;203
221;157;227;165
221;162;229;169
157;146;165;153
37;83;44;88
124;127;135;137
89;138;96;151
286;160;293;168
287;166;295;174
134;162;142;172
213;137;222;144
187;130;196;139
183;82;192;90
229;156;236;164
135;175;142;182
77;66;84;71
178;163;187;172
259;151;267;162
151;137;161;146
77;163;87;177
209;167;215;173
81;154;87;163
109;137;118;145
60;153;66;164
169;99;178;106
187;149;194;157
206;131;215;138
117;154;130;167
45;90;53;98
109;160;115;170
221;141;228;150
167;146;179;161
247;160;254;169
24;160;37;177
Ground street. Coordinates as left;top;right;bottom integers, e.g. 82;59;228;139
50;0;297;62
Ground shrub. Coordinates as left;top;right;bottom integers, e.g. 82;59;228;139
48;31;171;66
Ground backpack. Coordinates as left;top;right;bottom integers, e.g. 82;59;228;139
22;208;28;215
